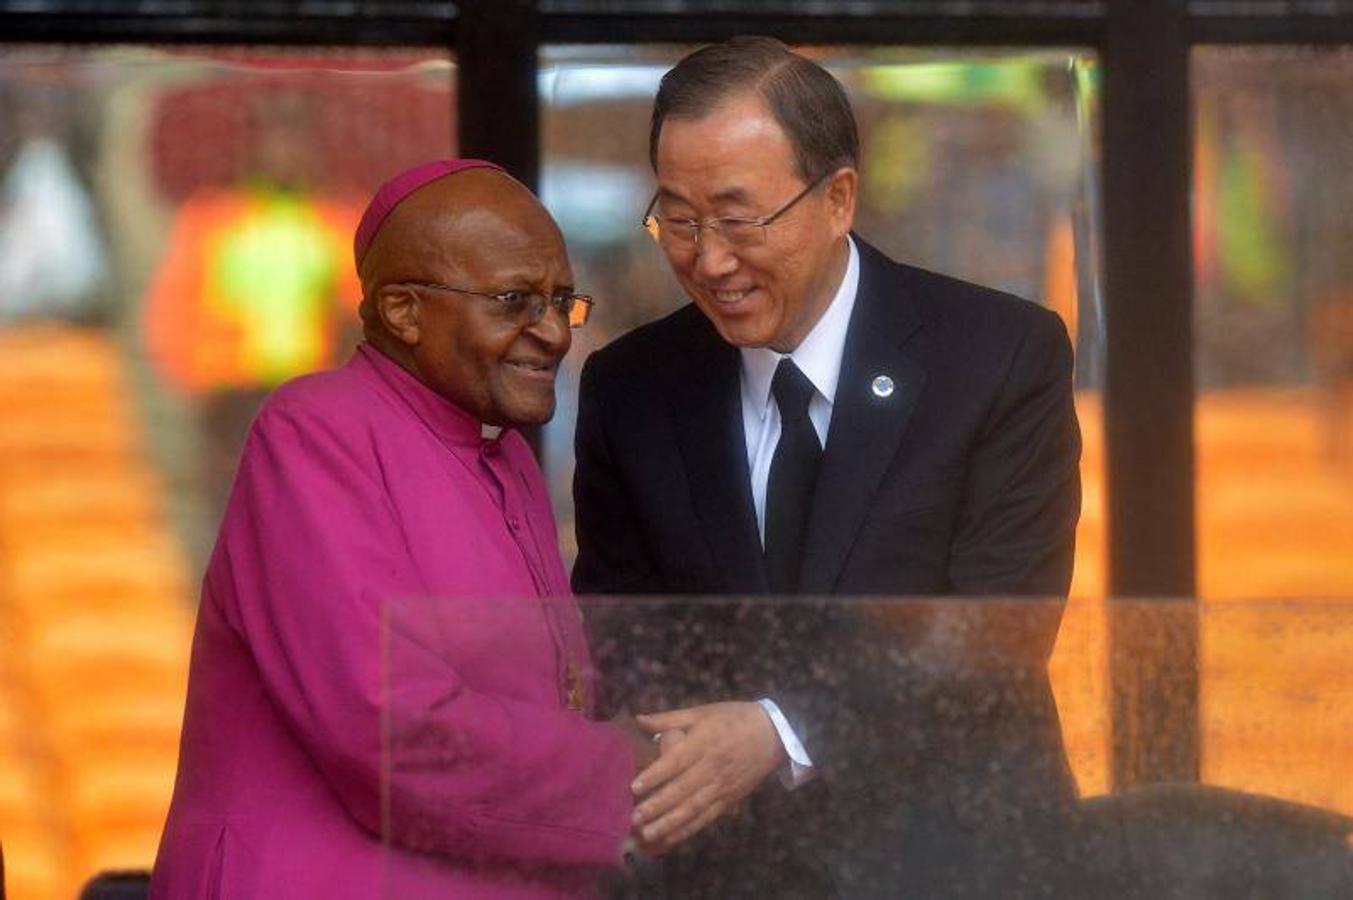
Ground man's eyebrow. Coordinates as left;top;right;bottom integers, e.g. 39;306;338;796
655;186;689;205
709;186;752;206
498;265;573;291
656;185;753;207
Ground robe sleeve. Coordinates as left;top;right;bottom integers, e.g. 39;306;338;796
207;398;635;868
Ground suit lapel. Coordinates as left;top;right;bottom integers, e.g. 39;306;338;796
670;318;770;594
800;242;926;594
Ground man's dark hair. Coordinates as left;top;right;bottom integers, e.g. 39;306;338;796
649;36;860;183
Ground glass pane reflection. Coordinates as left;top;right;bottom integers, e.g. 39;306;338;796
0;46;454;900
380;595;1353;897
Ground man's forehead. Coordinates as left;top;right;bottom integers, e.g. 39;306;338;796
655;103;798;202
655;146;795;208
424;206;570;282
657;182;754;208
659;92;787;151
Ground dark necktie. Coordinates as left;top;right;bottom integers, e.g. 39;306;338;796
764;358;822;594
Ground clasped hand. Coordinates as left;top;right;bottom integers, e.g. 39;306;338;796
627;701;786;854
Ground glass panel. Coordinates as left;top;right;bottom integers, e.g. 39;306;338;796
540;43;1108;794
1192;45;1353;819
0;45;454;899
380;595;1353;895
1201;600;1353;815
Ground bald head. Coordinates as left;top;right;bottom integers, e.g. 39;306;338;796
358;168;559;321
356;165;575;427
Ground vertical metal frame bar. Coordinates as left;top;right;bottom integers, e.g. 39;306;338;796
456;0;542;191
1101;0;1200;786
455;0;543;453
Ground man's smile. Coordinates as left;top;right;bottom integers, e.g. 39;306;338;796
713;288;754;303
505;358;558;380
705;286;760;314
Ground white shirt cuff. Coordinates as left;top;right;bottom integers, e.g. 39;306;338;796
756;698;816;789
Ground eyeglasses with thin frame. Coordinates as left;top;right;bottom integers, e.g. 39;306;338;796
641;171;831;251
398;281;594;328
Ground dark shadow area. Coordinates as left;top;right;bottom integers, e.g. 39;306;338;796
78;871;149;900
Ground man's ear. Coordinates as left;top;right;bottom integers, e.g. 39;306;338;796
826;167;858;238
375;285;421;346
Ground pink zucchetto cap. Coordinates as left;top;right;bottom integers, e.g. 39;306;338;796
353;158;506;267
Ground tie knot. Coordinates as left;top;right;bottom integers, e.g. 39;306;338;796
771;358;816;423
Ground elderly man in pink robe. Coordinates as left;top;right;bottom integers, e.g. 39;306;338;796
151;159;653;898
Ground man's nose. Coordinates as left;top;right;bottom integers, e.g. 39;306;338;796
526;303;572;352
694;230;739;280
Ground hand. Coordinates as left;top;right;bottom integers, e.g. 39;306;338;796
610;713;660;774
632;727;688;856
629;702;785;854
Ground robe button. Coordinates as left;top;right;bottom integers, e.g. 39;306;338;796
482;441;499;456
508;515;521;531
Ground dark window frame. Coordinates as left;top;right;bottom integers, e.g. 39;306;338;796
6;0;1353;788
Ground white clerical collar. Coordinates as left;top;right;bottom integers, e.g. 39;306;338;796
740;235;860;419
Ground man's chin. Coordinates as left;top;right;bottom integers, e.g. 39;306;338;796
710;318;775;349
494;398;556;429
694;303;776;347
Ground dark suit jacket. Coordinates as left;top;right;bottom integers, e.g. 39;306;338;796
573;238;1084;897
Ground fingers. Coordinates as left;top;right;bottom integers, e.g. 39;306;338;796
632;730;701;794
635;784;725;855
628;702;780;855
655;796;727;851
655;728;687;753
634;759;713;827
636;706;704;733
638;768;725;833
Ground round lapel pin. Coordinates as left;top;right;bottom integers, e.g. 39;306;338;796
871;375;895;398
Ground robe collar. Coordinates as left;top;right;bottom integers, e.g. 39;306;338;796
353;342;502;450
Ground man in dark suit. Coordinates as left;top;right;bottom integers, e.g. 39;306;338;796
573;37;1082;896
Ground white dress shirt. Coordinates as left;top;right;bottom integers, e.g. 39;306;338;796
742;236;860;786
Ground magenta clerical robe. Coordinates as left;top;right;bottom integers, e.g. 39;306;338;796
151;343;634;899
